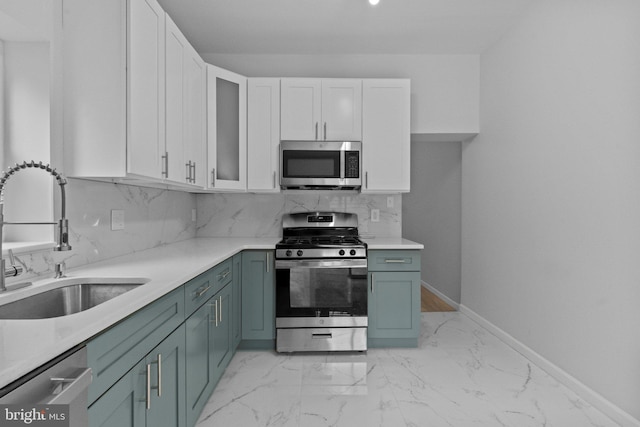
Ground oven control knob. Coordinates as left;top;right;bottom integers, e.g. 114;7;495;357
339;249;345;256
297;250;304;257
350;249;356;256
286;250;292;257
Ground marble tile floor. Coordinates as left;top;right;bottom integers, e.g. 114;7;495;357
196;312;619;427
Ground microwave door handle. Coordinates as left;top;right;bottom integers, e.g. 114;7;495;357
340;150;345;179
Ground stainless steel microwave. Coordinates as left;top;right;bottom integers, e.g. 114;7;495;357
280;141;362;190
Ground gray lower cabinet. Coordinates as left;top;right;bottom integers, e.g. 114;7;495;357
240;250;275;348
185;278;233;427
232;253;242;350
88;324;186;427
368;250;421;347
83;249;277;426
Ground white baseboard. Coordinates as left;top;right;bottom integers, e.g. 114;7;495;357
459;304;640;427
421;281;460;310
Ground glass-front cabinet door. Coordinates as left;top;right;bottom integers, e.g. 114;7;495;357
206;65;247;191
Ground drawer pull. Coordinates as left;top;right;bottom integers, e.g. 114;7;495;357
218;270;230;280
384;259;407;263
312;333;332;339
195;285;211;298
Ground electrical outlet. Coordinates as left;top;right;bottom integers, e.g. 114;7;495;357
387;196;394;208
371;209;380;222
111;209;125;231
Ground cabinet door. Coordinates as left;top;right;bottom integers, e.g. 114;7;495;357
321;79;362;141
127;0;165;179
241;251;275;341
207;65;247;191
164;15;186;183
185;299;215;427
211;285;232;385
232;253;242;350
88;360;146;427
146;325;186;427
247;78;280;192
361;79;410;193
368;271;420;339
183;43;206;187
280;78;321;140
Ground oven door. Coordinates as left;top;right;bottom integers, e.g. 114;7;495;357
275;258;368;327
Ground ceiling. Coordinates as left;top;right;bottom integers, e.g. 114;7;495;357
157;0;534;55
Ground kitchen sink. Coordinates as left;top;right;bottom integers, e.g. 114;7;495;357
0;279;147;319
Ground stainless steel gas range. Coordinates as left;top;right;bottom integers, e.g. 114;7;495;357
275;212;368;352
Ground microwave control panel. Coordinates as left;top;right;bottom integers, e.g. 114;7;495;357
345;151;360;178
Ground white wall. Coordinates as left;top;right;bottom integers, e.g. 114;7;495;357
202;53;479;135
462;0;640;422
404;141;461;302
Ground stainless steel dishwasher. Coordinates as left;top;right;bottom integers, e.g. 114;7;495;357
0;346;91;426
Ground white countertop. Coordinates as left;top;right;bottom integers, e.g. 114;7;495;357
0;236;422;388
362;237;424;250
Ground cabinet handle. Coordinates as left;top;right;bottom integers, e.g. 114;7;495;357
219;295;223;323
384;259;407;263
266;252;271;273
156;354;162;397
195;285;211;298
315;122;318;140
191;162;196;183
146;364;151;410
371;273;374;294
365;171;368;189
211;168;216;187
186;161;191;182
214;300;219;327
323;122;327;140
272;171;276;189
161;152;169;178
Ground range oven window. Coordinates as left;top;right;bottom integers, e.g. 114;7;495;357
276;265;367;317
282;150;340;178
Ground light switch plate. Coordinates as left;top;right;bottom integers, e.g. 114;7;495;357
111;209;125;231
371;209;380;222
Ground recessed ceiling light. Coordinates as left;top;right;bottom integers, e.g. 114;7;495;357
369;0;380;5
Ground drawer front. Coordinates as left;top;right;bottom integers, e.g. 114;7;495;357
368;250;421;272
184;270;215;317
210;258;233;294
87;287;185;404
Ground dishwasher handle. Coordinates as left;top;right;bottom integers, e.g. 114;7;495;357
47;368;92;405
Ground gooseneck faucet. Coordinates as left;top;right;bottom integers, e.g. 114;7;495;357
0;161;72;292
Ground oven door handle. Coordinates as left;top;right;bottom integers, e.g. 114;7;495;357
275;259;367;269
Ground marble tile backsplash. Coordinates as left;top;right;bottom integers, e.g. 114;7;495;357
10;179;197;283
8;183;400;285
196;192;401;238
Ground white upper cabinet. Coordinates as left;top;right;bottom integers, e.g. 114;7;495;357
247;78;280;193
164;15;186;184
165;15;205;187
361;79;411;193
207;65;247;192
63;0;165;181
183;43;206;187
127;0;165;179
280;79;361;141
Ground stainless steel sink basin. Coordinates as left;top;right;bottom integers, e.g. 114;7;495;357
0;281;145;319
